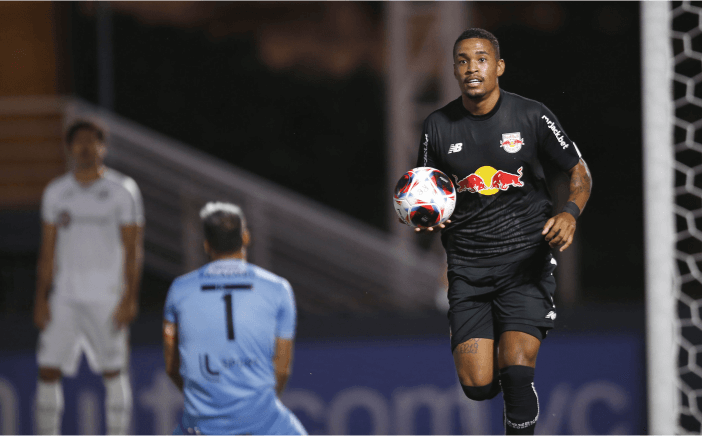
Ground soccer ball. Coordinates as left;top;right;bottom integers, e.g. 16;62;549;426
393;167;456;228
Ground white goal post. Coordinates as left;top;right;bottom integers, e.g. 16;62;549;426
642;1;677;434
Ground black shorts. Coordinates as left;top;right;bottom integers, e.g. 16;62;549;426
447;251;557;352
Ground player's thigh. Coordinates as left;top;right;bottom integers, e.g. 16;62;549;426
37;297;81;371
448;292;498;386
453;337;497;386
497;330;541;368
80;299;129;372
492;254;556;334
493;271;556;368
447;264;498;349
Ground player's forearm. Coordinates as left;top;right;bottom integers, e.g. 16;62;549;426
275;371;290;396
273;338;294;396
168;372;184;392
566;159;592;213
35;252;54;301
164;346;182;391
163;321;182;390
123;245;144;303
35;275;52;301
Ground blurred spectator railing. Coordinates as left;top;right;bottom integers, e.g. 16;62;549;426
0;97;66;208
8;96;442;314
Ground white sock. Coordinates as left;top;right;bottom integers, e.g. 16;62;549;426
104;373;133;435
35;379;64;435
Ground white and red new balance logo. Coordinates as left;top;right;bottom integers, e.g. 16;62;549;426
448;143;463;154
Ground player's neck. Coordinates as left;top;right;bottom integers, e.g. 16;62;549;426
211;251;246;262
461;87;501;116
72;165;106;186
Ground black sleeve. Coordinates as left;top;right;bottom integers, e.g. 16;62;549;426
537;104;581;172
416;118;440;169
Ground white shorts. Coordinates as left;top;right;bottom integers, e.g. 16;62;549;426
36;295;129;377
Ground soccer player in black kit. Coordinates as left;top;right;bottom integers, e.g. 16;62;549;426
414;29;592;434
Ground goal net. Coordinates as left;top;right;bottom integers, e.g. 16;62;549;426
649;1;702;433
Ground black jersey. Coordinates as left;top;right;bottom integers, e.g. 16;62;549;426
417;90;581;267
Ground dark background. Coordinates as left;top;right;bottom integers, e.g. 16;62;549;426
1;1;643;319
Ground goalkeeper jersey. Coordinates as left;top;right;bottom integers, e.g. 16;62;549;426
164;258;302;435
417;90;581;267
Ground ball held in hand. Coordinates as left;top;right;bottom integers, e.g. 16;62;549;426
393;167;456;228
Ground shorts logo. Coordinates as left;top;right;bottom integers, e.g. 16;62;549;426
545;311;557;320
500;132;523;153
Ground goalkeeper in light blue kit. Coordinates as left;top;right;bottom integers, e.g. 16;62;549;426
163;202;306;435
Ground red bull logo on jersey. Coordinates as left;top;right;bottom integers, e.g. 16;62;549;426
452;166;524;196
500;132;523;153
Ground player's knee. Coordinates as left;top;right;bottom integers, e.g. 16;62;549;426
461;379;501;401
500;365;538;431
35;376;64;435
103;369;120;379
103;372;132;406
38;367;62;382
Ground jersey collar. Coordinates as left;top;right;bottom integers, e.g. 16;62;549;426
460;89;503;121
71;167;108;189
202;258;248;276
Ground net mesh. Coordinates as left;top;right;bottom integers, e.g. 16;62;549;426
673;1;702;432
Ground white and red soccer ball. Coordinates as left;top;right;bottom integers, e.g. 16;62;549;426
393;167;456;228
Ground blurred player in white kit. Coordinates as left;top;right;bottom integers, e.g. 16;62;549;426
33;120;144;434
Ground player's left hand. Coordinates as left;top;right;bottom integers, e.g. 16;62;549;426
542;212;576;252
112;298;138;329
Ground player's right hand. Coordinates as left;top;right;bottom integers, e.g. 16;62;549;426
413;220;451;233
33;298;51;331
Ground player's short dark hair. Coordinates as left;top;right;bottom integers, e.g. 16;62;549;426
453;28;501;60
65;120;106;146
200;202;246;254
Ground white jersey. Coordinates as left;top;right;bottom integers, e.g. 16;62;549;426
41;168;144;302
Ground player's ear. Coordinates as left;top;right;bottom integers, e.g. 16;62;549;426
203;240;211;256
97;142;107;159
242;229;251;248
496;59;505;78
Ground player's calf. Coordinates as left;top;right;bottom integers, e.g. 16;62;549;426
35;367;64;435
104;371;133;435
499;365;539;435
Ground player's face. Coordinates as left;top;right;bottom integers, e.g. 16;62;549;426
453;38;505;101
69;129;106;170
